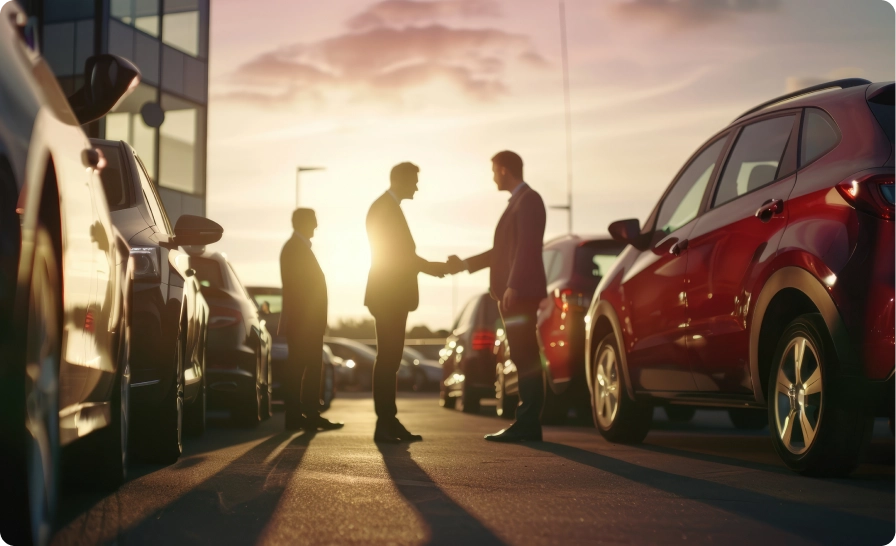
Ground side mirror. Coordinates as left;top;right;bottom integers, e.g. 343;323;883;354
174;215;223;246
608;218;648;250
68;54;141;125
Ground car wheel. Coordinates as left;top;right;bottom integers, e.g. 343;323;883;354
260;350;272;421
440;386;456;409
592;333;652;444
495;368;518;420
728;408;766;430
664;406;697;423
461;381;480;414
542;370;569;425
145;333;184;464
235;349;262;427
768;313;873;476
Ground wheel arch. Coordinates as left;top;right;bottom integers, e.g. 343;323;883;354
586;301;636;400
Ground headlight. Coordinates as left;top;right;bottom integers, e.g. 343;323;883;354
130;247;160;282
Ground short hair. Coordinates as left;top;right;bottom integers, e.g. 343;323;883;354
291;208;316;230
390;162;420;185
491;150;523;180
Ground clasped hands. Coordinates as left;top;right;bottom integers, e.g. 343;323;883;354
429;255;466;278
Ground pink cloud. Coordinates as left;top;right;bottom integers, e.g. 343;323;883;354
346;0;502;30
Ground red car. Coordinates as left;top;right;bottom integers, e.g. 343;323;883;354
586;78;893;476
539;236;623;423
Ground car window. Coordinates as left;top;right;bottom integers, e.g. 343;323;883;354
253;294;282;314
656;137;727;235
96;144;133;211
714;115;796;207
455;298;479;331
135;156;172;233
801;109;841;166
542;249;563;284
574;246;621;279
191;257;225;288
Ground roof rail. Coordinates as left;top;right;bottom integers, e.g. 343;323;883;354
734;78;872;122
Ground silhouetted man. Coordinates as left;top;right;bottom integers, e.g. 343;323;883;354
365;162;447;443
448;151;547;442
280;208;343;431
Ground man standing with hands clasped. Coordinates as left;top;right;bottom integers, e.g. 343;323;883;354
447;151;548;442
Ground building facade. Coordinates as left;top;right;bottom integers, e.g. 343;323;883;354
34;0;209;221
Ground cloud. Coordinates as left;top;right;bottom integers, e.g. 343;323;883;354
346;0;502;30
613;0;781;28
222;24;546;105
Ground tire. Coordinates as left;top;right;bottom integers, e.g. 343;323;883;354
768;313;873;477
461;382;480;414
664;406;697;423
591;333;652;444
440;386;456;409
260;350;273;420
234;349;261;427
144;333;184;464
495;368;518;420
542;370;569;425
728;408;767;430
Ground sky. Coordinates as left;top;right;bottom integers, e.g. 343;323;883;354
205;0;895;331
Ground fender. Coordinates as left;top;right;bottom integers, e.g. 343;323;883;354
749;266;852;403
586;300;636;401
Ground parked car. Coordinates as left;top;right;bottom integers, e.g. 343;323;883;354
539;235;624;423
325;337;425;392
190;252;272;425
0;3;141;542
91;138;218;461
586;78;894;476
401;346;442;391
439;293;503;412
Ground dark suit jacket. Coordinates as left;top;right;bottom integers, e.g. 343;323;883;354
364;192;441;314
279;234;328;341
466;184;548;304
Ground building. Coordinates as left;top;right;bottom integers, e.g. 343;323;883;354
31;0;210;221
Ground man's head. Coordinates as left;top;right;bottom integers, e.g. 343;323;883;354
292;208;318;238
491;150;524;192
389;162;420;200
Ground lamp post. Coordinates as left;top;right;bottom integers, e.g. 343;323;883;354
295;166;325;208
552;0;574;234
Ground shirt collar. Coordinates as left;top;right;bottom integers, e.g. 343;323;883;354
296;233;312;248
509;181;528;201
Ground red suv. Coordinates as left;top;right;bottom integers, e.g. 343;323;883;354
586;79;894;476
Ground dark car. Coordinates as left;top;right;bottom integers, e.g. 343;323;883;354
325;337;425;392
191;252;272;425
0;4;143;542
539;235;624;423
92;138;218;462
245;286;335;409
586;79;894;476
439;293;503;413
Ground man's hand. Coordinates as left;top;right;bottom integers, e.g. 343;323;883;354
502;288;518;313
446;255;465;274
429;261;448;278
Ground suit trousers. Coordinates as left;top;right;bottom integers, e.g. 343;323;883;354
284;335;323;425
371;308;408;421
500;304;543;429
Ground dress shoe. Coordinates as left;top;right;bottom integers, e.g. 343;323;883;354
484;423;542;443
305;416;344;431
285;416;307;431
391;419;422;442
374;421;401;443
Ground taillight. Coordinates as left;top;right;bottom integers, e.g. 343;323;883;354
209;306;242;329
553;288;590;311
836;173;895;220
471;329;496;351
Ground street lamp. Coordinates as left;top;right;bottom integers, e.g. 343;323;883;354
295;166;325;208
553;0;573;235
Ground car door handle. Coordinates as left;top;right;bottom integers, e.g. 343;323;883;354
755;198;784;223
670;239;689;256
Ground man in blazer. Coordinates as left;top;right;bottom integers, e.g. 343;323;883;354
448;151;547;442
365;162;447;443
280;208;343;431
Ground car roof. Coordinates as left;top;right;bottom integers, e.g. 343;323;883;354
730;79;882;126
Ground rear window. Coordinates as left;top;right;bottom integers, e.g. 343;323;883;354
253;294;282;314
867;85;894;144
800;109;841;166
575;243;623;279
481;297;501;330
191;257;225;288
96;144;133;211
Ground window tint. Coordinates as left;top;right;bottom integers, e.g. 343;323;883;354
714;116;795;207
657;137;726;234
801;109;841;165
191;257;224;288
542;249;563;284
96;144;133;211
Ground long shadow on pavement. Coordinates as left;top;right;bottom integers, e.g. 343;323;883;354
112;430;315;545
376;443;506;546
526;442;893;545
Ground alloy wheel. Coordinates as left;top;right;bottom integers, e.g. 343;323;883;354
593;343;620;429
773;336;823;455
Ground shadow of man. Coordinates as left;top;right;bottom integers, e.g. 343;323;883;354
118;430;316;545
376;443;505;545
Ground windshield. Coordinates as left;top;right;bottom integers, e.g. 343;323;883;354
191;257;225;288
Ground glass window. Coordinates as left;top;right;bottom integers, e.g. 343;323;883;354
714;116;795;207
252;294;282;315
135;156;172;232
657;138;727;234
226;262;252;300
96;144;134;211
542;249;563;284
159;93;205;195
163;0;201;56
111;0;160;37
801;109;841;165
574;246;622;279
105;83;159;179
191;257;224;288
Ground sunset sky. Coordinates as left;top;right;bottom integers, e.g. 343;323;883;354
205;0;894;331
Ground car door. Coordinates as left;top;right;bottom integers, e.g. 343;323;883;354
686;113;800;393
623;136;729;393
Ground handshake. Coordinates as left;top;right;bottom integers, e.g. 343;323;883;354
430;255;466;278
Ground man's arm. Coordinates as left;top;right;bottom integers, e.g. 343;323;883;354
507;193;545;291
461;249;492;273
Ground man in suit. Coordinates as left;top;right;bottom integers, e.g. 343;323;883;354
280;208;343;431
365;162;447;443
448;151;547;442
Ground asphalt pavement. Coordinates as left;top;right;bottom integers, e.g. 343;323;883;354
48;392;894;546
